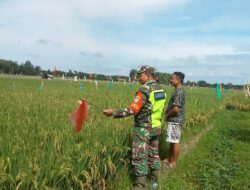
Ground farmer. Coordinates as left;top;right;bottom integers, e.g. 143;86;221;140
164;72;186;168
103;66;166;190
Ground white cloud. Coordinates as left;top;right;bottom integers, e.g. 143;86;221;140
186;72;193;77
101;42;241;60
0;0;190;22
1;0;243;60
0;0;249;84
71;0;190;18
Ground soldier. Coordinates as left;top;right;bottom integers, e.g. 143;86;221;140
103;66;166;190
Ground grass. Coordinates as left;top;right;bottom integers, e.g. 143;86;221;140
159;110;250;190
0;76;246;190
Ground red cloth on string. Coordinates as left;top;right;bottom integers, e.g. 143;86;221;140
71;100;88;133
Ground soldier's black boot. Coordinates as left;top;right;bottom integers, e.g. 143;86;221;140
132;176;147;190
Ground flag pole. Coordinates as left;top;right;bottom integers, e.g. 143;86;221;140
80;99;103;111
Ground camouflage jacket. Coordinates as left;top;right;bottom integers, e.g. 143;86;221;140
112;80;166;136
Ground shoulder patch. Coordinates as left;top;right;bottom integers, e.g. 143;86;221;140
134;96;140;103
130;91;144;113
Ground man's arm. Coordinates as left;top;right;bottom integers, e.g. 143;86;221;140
165;106;180;121
165;90;183;121
103;91;145;118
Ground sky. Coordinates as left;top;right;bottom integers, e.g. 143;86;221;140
0;0;250;84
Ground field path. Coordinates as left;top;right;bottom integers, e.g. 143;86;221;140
181;124;214;157
160;123;214;175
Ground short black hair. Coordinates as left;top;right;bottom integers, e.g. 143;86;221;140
173;72;185;84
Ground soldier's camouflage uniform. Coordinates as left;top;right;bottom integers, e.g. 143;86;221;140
112;80;166;188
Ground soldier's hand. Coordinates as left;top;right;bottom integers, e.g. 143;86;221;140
78;100;83;105
103;109;113;116
78;98;86;105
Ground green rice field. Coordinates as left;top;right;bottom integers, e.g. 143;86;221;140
0;76;249;190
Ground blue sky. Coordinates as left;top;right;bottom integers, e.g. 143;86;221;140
0;0;250;84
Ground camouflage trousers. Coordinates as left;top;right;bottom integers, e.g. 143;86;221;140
132;127;161;177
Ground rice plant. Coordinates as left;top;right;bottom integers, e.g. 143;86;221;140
0;77;236;189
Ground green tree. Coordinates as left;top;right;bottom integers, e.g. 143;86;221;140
34;66;41;75
23;61;34;75
197;80;208;87
155;72;171;84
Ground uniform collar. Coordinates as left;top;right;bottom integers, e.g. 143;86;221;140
145;80;156;85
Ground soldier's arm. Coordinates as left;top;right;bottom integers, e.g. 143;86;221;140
112;91;146;118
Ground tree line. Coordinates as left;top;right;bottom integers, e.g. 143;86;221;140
0;59;131;82
0;59;41;76
0;59;173;84
0;59;242;88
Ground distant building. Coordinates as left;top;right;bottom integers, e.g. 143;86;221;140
42;73;53;80
117;78;126;83
74;76;78;81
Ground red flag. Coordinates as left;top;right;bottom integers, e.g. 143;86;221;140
71;100;88;133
